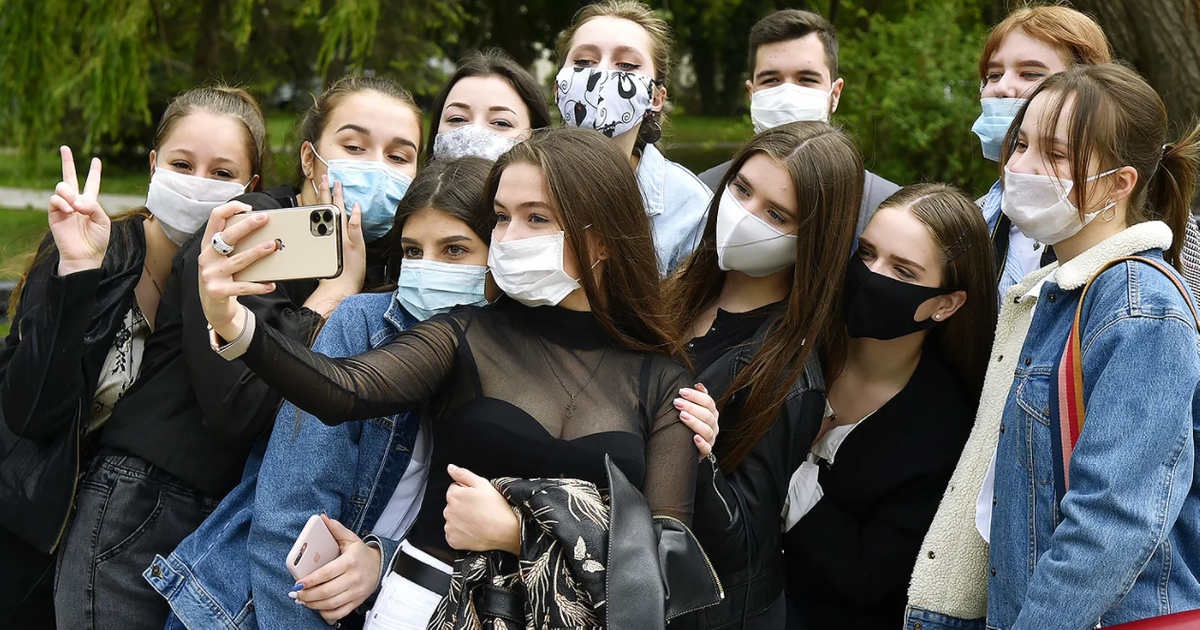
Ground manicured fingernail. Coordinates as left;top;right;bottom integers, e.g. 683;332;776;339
673;399;685;409
447;464;458;473
295;598;305;605
288;591;298;600
291;583;305;592
680;411;693;421
679;388;691;397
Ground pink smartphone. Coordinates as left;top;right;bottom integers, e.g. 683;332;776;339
287;514;341;580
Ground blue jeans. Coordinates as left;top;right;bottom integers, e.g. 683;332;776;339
54;454;218;630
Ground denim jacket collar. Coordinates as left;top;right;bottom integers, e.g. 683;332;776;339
1000;221;1174;307
382;290;417;343
636;143;667;217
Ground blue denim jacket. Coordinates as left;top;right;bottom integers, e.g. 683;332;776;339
987;226;1200;629
637;143;712;276
146;291;421;629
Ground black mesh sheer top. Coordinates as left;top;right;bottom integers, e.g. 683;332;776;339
240;297;697;562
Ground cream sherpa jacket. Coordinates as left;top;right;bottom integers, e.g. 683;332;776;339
904;221;1176;623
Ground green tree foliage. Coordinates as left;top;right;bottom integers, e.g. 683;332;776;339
836;0;998;195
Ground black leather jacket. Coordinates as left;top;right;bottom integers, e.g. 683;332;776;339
0;217;147;553
689;313;826;628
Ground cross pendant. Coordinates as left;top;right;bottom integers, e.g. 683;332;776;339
565;399;577;418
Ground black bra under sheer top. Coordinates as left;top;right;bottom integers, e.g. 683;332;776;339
242;297;697;561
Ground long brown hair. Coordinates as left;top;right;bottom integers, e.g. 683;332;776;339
9;85;268;321
555;0;674;149
670;122;864;472
875;184;998;401
488;126;685;360
1001;63;1200;268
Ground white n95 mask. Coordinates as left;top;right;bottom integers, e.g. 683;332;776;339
715;188;798;277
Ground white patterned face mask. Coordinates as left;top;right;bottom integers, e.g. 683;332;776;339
554;66;655;138
432;125;520;161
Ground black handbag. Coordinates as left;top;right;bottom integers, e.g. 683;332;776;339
605;455;723;629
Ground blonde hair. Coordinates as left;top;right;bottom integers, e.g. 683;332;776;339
979;4;1111;80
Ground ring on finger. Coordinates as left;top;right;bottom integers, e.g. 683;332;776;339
211;231;235;256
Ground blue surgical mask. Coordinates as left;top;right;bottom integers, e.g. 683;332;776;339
312;146;412;242
971;97;1026;162
396;259;489;321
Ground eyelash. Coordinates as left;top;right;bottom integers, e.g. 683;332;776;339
171;161;191;171
617;62;640;72
404;247;423;259
529;214;549;225
767;210;785;225
446;245;466;257
492;120;514;129
494;212;510;224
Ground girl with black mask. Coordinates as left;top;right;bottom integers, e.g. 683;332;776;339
782;184;997;629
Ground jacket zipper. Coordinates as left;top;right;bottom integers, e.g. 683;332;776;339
50;398;84;552
653;514;725;603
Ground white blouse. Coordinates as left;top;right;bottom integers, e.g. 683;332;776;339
90;304;150;433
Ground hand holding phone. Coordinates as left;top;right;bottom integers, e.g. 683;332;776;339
287;514;342;581
226;204;344;283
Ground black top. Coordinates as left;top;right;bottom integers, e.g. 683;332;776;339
0;218;147;552
239;297;697;563
686;302;779;377
784;349;972;629
100;185;326;498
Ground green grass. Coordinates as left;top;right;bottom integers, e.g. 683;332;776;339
0;206;52;335
0;150;150;197
0;206;50;279
666;115;753;146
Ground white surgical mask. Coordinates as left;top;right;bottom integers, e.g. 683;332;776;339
750;83;833;133
555;66;655;138
433;125;520;162
1002;166;1121;245
971;98;1026;161
715;187;797;277
145;167;251;245
397;259;489;321
487;232;581;307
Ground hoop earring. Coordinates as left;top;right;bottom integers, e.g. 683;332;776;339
1101;201;1118;222
640;111;663;145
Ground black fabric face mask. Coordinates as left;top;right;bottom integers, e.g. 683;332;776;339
842;256;956;340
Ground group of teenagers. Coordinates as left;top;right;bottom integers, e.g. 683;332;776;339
4;2;1200;630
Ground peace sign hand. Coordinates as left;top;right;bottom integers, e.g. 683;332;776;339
49;146;111;276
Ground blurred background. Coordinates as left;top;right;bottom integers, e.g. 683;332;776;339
0;0;1197;331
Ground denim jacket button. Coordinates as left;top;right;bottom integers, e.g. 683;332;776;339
1000;424;1006;433
1048;293;1057;302
992;497;997;506
991;567;997;576
915;623;923;630
151;565;163;579
997;355;1004;363
1024;357;1032;366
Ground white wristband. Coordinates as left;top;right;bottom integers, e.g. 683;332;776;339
208;306;256;360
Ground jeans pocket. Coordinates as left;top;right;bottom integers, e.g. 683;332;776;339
94;479;165;565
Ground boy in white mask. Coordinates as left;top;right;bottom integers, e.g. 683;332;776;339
698;9;899;238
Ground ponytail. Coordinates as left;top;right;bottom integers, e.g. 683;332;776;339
1151;124;1200;269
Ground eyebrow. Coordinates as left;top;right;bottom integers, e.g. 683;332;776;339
164;149;239;168
336;124;370;135
445;102;472;111
796;69;825;80
488;105;517;115
754;69;780;82
493;199;552;210
613;44;646;59
891;255;927;273
438;235;471;245
393;137;418;151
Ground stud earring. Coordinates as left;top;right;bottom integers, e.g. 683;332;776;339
933;313;943;321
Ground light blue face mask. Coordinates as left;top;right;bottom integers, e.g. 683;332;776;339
312;146;413;242
971;97;1027;162
396;259;489;321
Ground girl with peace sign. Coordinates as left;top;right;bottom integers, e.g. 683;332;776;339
0;86;267;628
